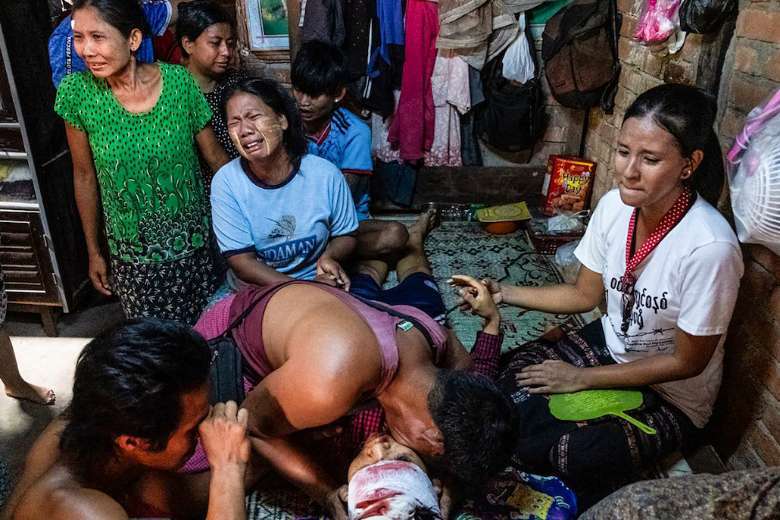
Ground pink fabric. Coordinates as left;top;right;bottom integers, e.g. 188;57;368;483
192;294;236;341
387;0;439;162
424;51;470;167
182;293;245;474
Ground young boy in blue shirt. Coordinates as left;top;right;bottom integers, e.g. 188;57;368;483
291;41;409;260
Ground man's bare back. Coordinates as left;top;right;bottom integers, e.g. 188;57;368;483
242;282;447;437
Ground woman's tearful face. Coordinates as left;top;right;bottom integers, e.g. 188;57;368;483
226;91;288;161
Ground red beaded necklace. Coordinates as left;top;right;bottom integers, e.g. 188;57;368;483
619;186;695;333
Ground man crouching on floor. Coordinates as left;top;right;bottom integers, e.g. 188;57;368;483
5;319;250;520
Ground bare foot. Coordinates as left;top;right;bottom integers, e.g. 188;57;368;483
408;208;439;243
5;382;55;406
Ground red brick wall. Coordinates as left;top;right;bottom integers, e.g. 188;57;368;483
707;0;780;470
586;0;707;201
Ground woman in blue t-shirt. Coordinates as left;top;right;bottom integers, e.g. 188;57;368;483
210;78;359;290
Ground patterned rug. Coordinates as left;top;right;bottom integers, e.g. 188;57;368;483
244;221;599;519
418;221;591;354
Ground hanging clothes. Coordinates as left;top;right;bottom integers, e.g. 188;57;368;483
300;0;346;47
370;0;405;77
342;0;373;81
438;0;493;51
460;65;486;166
437;0;518;70
362;0;405;117
387;0;439;162
503;0;545;14
372;92;402;163
424;51;471;167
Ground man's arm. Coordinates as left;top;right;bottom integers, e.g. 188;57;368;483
200;402;250;520
241;355;369;519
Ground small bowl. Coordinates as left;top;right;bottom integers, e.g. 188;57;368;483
482;221;521;235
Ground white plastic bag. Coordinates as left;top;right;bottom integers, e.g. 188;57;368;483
727;89;780;254
502;14;535;84
554;240;582;284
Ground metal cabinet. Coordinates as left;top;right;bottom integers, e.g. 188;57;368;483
0;1;90;334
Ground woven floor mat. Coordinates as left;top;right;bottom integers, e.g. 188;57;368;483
389;221;592;353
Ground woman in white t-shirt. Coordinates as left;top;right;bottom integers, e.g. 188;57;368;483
455;84;744;506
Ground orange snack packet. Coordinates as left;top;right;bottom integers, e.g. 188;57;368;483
542;155;596;216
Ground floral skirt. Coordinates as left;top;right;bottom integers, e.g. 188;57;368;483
111;245;220;325
497;320;695;509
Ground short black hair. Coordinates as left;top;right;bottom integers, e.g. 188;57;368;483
222;77;308;170
175;0;234;56
428;370;517;487
413;505;442;519
60;319;211;479
72;0;151;39
291;40;348;97
623;83;725;206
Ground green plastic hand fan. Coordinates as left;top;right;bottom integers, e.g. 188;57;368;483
549;389;657;435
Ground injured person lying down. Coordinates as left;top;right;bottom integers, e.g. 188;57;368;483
345;434;442;520
188;212;516;518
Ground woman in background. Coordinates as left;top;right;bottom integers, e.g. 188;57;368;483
176;0;245;164
211;77;358;290
55;0;228;324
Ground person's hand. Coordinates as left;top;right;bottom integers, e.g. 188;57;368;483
316;256;351;291
323;486;348;520
449;275;500;326
516;360;588;394
199;402;251;472
314;273;339;288
432;478;453;520
481;278;503;304
88;253;112;296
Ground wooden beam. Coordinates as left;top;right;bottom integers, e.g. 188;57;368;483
412;166;546;207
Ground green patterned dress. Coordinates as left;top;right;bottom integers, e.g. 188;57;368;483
55;62;219;323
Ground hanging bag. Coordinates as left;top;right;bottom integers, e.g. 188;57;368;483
477;23;545;153
502;13;536;84
206;280;300;404
542;0;622;112
679;0;735;34
633;0;683;44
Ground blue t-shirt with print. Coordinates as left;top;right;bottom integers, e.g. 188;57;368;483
211;154;359;280
49;0;171;87
306;107;373;221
